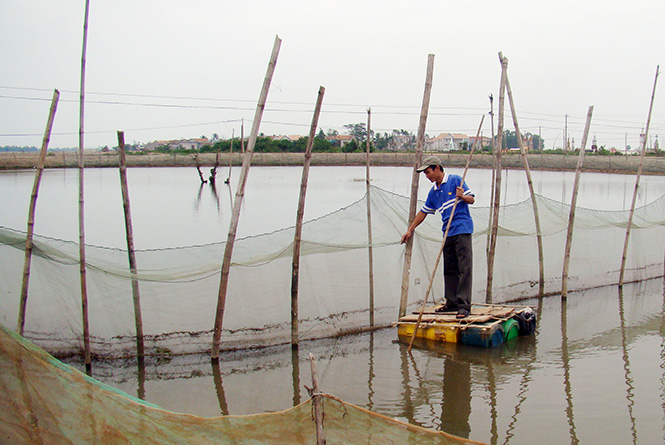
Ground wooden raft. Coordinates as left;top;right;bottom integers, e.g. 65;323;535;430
398;304;517;325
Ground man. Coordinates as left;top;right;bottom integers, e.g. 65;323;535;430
401;155;475;319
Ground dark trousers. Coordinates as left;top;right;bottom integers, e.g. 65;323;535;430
443;233;472;311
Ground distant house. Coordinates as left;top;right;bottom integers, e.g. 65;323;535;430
328;134;354;148
270;135;304;142
144;137;211;151
426;133;469;151
468;135;492;149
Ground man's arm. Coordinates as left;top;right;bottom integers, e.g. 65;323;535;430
401;211;427;244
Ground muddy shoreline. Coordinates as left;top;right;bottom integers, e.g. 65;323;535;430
2;151;664;175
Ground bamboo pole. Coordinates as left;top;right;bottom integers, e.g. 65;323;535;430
365;108;375;327
17;89;60;335
291;86;325;347
117;131;145;358
78;0;92;371
407;115;484;353
619;66;660;287
485;94;496;276
561;106;594;299
486;56;507;303
211;35;282;359
503;54;545;295
225;129;234;184
308;353;325;445
399;54;434;318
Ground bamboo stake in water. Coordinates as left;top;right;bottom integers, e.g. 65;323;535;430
486;56;507;302
408;115;485;353
503;54;545;296
18;89;60;335
561;106;594;299
117;131;145;358
399;53;434;318
308;353;325;445
365;108;375;327
291;86;325;347
619;65;660;287
211;35;282;360
485;94;496;280
225;129;234;184
78;0;92;371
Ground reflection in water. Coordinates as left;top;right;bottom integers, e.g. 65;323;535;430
367;332;375;411
560;299;579;445
661;282;665;445
137;356;146;401
211;359;229;416
441;357;471;438
195;181;223;216
618;288;637;443
398;343;416;426
68;280;665;444
291;346;301;407
487;361;498;445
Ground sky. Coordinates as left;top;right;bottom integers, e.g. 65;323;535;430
1;1;664;151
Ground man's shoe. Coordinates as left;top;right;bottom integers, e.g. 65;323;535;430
456;308;469;319
435;302;458;313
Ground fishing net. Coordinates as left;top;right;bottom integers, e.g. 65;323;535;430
1;185;664;357
0;324;479;445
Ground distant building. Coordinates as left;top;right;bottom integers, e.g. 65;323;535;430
327;134;354;148
426;133;469;151
144;137;211;151
270;135;304;142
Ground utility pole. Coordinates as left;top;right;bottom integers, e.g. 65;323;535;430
564;114;568;151
539;125;541;151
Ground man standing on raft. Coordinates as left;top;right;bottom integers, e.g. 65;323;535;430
401;155;475;319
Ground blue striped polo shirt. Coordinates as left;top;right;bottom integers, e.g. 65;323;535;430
421;173;474;236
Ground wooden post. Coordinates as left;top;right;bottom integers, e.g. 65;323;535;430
407;116;484;352
399;54;434;318
619;66;660;286
308;353;325;445
485;94;496;281
291;86;325;347
211;35;282;359
225;129;234;184
18;89;60;335
117;131;145;358
365;108;375;326
561;106;594;299
503;54;545;296
78;0;92;372
486;55;507;302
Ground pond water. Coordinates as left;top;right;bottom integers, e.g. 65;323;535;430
2;166;665;443
2;166;664;249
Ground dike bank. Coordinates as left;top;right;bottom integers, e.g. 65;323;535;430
1;151;664;175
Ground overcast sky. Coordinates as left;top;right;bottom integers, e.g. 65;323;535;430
1;1;663;151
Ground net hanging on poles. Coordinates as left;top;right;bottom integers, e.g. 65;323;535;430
1;185;664;357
